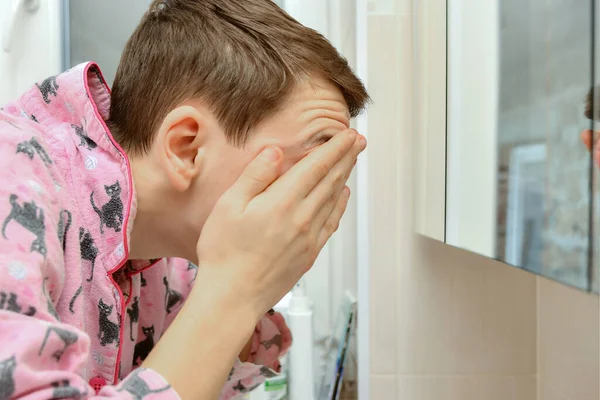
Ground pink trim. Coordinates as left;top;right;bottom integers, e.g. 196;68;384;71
83;63;134;385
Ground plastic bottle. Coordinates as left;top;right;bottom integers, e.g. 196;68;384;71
287;280;315;400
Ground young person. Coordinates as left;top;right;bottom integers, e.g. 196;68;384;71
0;0;369;398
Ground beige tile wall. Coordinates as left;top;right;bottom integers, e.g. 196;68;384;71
367;0;598;399
537;278;599;400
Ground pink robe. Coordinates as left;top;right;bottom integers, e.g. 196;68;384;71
0;62;291;400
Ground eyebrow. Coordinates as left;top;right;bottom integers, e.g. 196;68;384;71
302;132;334;149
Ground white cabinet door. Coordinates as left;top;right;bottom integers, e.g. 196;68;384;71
0;0;62;104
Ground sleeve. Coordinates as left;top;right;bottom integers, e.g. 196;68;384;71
164;258;293;399
0;120;180;400
219;311;293;399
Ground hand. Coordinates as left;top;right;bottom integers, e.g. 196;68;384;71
194;129;366;320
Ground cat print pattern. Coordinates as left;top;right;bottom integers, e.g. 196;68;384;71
79;228;98;282
2;194;47;257
71;123;97;150
42;278;60;321
187;261;198;287
0;355;17;400
35;76;59;104
90;182;123;234
16;137;53;167
0;292;36;316
51;380;86;400
127;297;140;341
57;210;71;252
261;334;282;350
38;326;78;362
117;369;171;400
97;299;120;347
69;286;82;313
163;276;183;314
133;325;154;366
232;380;261;394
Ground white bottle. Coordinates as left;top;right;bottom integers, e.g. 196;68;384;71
287;280;315;400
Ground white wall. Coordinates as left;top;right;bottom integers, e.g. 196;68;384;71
0;0;62;104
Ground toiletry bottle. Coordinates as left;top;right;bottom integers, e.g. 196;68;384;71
287;280;315;400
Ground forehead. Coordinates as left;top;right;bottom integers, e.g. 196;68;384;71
249;77;351;150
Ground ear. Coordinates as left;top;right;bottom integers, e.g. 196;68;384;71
155;105;208;192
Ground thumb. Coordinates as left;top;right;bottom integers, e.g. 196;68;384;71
225;146;283;208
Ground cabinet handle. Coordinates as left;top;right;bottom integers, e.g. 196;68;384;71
3;0;40;53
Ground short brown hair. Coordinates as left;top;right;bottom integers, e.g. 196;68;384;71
108;0;369;155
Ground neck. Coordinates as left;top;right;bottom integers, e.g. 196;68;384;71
128;160;198;262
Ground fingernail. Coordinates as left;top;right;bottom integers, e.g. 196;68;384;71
262;147;280;162
344;186;351;196
359;136;367;147
352;159;357;167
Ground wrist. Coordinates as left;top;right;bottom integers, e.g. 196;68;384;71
190;265;265;324
189;267;261;332
142;269;259;399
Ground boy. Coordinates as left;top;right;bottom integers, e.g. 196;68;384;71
0;0;369;399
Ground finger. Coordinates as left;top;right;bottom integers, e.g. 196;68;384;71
312;164;354;232
302;136;364;219
267;130;357;200
223;146;283;209
316;186;351;250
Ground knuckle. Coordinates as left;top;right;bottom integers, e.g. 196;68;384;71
293;216;312;234
306;249;318;267
325;219;340;234
333;171;345;187
314;161;331;177
332;220;341;232
303;262;313;274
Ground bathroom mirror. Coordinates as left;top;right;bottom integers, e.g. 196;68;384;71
415;0;600;293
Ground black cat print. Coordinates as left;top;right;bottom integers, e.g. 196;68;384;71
97;299;120;347
117;369;171;400
15;137;53;167
71;123;97;150
35;76;59;104
38;326;79;362
0;355;17;400
2;194;47;258
0;291;36;317
90;182;124;234
79;228;98;282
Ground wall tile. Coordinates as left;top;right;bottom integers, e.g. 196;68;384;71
396;238;537;375
538;278;600;400
396;375;537;400
538;381;571;400
371;375;397;400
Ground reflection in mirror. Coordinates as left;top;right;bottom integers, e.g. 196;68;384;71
442;0;597;292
